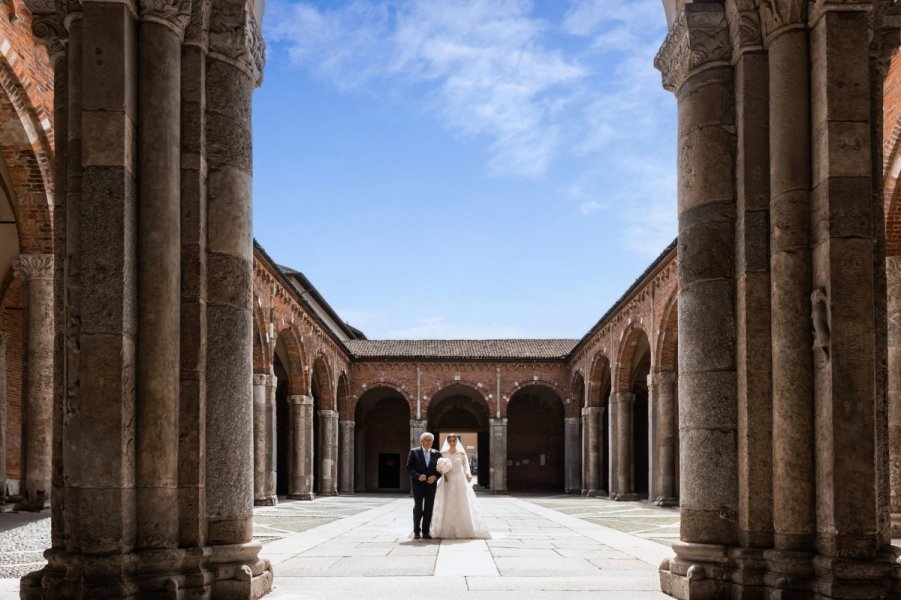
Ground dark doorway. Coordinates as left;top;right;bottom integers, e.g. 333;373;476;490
508;385;565;491
631;340;651;499
378;453;401;489
477;430;489;487
427;385;491;489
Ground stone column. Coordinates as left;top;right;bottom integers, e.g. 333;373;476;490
889;255;901;535
490;417;507;493
204;15;271;596
655;4;738;597
288;394;314;499
809;4;887;593
317;409;338;496
564;416;581;494
764;8;816;561
339;420;354;494
410;418;427;449
652;372;678;506
612;391;637;500
582;406;600;496
0;332;7;504
607;399;618;496
253;373;277;506
15;255;54;509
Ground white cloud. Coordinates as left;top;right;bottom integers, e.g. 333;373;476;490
579;200;602;215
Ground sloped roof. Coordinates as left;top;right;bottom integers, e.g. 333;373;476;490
345;339;579;360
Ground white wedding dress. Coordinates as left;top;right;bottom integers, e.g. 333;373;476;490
430;449;491;539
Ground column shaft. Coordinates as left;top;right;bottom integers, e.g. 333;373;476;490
889;256;901;535
135;18;181;550
339;420;354;494
582;406;600;495
564;417;581;494
0;334;7;504
317;409;338;496
253;373;277;506
288;394;314;499
613;391;635;499
490;417;507;493
768;26;816;552
653;372;678;505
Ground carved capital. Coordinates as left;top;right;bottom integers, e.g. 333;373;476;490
655;3;731;93
14;254;54;281
31;12;67;60
611;391;635;405
726;2;764;55
139;0;191;34
759;0;807;41
209;6;265;86
0;331;9;349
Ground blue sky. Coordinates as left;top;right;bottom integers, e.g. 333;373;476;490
252;0;676;340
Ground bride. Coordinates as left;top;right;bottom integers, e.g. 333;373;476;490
430;433;491;539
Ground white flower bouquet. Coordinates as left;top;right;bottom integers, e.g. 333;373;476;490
436;457;452;474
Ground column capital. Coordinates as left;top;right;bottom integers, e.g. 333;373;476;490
651;371;678;386
491;417;508;426
317;409;338;418
611;391;635;405
759;0;808;44
252;373;275;387
31;13;68;62
286;394;313;406
14;254;54;281
655;2;731;94
564;416;580;426
209;8;265;86
582;406;601;416
339;419;354;428
138;0;190;35
410;418;427;428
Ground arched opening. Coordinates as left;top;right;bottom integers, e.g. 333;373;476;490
508;384;565;492
628;331;652;499
588;356;612;495
427;384;490;488
354;387;410;492
311;356;335;495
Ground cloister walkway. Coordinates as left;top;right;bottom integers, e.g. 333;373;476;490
0;494;679;599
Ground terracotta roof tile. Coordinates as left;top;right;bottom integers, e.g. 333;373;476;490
344;339;579;360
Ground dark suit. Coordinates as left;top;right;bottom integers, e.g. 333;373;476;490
406;446;442;535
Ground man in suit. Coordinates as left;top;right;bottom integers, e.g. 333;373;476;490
406;432;441;539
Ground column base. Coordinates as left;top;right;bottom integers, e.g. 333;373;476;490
489;489;508;495
288;493;314;500
659;543;731;600
654;496;679;507
21;543;273;600
338;489;354;495
316;491;338;497
582;489;606;497
612;492;644;501
254;495;278;507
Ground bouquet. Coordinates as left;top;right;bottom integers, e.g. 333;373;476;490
436;457;452;475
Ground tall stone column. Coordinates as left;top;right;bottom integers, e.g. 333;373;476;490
889;255;901;535
410;418;427;449
14;255;54;509
652;372;678;506
655;4;738;597
808;3;888;594
564;416;581;494
288;394;314;500
317;409;338;496
253;373;277;506
204;12;271;596
490;417;507;493
582;406;600;496
0;332;7;505
607;399;618;496
764;7;816;567
339;420;354;494
611;391;637;500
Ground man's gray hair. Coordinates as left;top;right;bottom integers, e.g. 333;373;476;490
420;432;434;441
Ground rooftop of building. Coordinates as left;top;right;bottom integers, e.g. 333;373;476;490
344;339;579;360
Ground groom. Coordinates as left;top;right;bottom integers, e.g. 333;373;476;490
406;432;441;539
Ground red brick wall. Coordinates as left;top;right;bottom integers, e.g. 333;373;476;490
884;53;901;256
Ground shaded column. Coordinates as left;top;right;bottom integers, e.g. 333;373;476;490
317;409;338;496
608;399;618;497
490;417;507;493
339;419;354;494
655;4;737;597
204;18;272;595
410;418;427;449
582;406;600;496
564;416;581;494
253;372;277;506
14;255;54;509
612;391;637;500
0;332;7;505
288;394;314;500
809;5;887;594
764;11;816;564
889;255;901;535
652;372;678;506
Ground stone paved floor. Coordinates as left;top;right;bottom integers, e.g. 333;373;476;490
0;494;678;599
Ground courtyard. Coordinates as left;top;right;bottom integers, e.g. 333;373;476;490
0;494;678;599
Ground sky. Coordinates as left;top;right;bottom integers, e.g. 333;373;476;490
252;0;677;340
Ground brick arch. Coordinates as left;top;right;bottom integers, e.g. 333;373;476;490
427;381;491;418
884;51;901;255
615;322;651;392
252;304;271;373
655;292;678;374
311;354;335;409
275;327;307;395
587;354;612;407
571;371;586;408
506;382;566;417
350;381;413;418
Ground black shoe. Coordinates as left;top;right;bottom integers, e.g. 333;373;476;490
413;532;421;540
423;533;432;539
